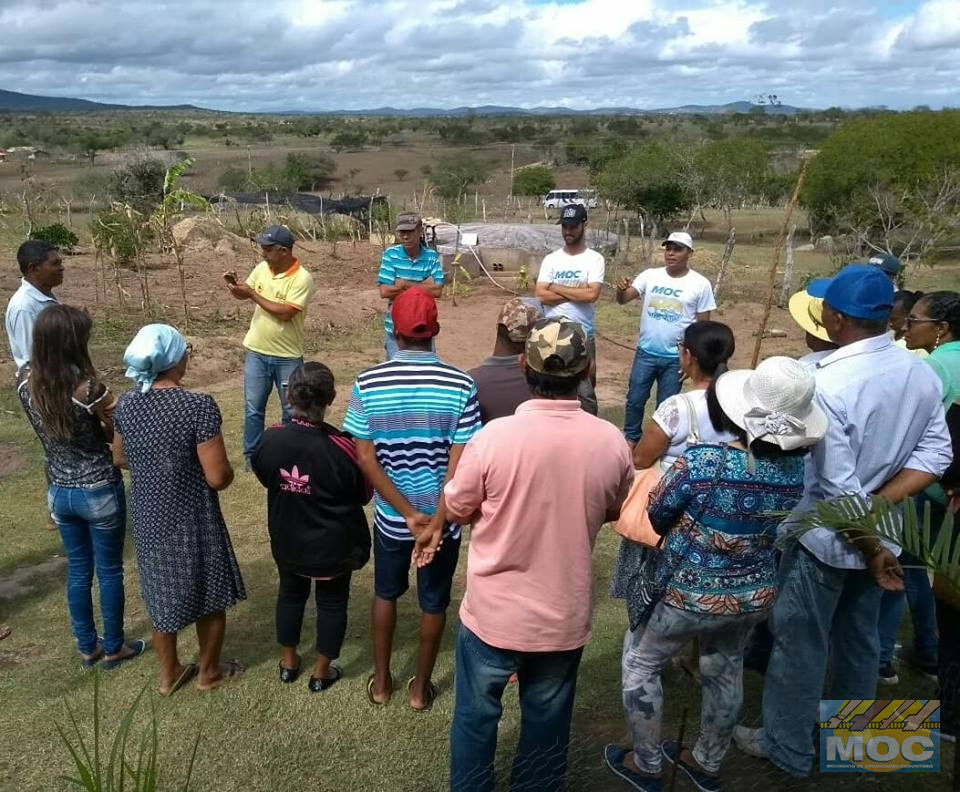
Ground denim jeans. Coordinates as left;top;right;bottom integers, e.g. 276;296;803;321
576;336;598;416
450;625;583;792
623;349;681;443
49;480;127;656
243;351;302;459
877;494;942;665
623;602;765;774
878;562;938;665
762;542;882;777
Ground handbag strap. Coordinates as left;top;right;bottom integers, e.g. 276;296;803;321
680;392;700;445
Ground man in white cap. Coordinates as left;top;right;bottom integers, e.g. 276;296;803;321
616;231;716;446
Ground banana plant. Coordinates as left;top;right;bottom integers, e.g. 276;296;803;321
150;157;214;324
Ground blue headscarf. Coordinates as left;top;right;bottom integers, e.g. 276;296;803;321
123;324;187;393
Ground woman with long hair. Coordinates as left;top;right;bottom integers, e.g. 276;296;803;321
113;324;246;695
605;357;825;791
18;304;144;668
611;321;736;602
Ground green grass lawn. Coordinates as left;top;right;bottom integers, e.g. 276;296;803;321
0;316;954;791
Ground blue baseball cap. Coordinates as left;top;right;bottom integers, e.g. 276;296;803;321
866;253;901;277
807;264;894;321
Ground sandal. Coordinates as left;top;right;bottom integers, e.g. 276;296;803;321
102;639;147;671
278;659;301;684
366;673;393;706
196;659;244;692
407;676;437;712
308;665;342;693
160;663;198;697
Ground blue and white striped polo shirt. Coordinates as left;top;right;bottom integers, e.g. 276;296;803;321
378;245;444;337
343;350;480;541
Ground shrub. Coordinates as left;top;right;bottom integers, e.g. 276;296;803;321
90;208;152;266
513;166;555;197
31;223;79;252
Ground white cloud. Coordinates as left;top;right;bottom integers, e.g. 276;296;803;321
0;0;957;109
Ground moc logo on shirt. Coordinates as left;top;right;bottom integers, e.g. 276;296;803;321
554;270;582;280
820;699;941;773
280;465;311;495
650;285;683;297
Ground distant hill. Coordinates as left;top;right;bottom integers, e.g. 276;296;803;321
279;101;809;117
0;88;205;112
0;88;809;116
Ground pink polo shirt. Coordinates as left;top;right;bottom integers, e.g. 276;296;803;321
444;399;634;652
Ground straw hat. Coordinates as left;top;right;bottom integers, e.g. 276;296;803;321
788;289;831;342
715;356;827;450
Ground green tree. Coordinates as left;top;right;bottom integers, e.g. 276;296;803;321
108;157;166;213
74;130;125;167
430;154;490;200
802;111;960;258
219;165;249;192
691;139;770;230
595;141;689;225
329;128;369;152
512;165;555;197
282;153;336;191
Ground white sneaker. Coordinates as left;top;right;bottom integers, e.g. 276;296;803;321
733;725;769;759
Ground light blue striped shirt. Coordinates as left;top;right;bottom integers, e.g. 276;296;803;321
343;350;480;540
789;334;952;569
378;245;444;338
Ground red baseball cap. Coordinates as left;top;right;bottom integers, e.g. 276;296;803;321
391;286;440;339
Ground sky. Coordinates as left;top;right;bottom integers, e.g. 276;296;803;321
1;0;959;112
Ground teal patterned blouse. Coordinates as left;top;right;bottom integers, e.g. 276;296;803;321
648;443;806;615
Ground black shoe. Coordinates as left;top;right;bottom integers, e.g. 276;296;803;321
902;651;938;683
278;661;301;684
602;745;662;791
308;665;342;693
878;663;899;685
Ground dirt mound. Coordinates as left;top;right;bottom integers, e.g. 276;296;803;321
172;216;251;258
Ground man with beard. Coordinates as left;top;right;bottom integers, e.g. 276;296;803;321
535;204;604;415
616;231;716;446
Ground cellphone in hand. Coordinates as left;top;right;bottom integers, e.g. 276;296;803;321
223;272;237;285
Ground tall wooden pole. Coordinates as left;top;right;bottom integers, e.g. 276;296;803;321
750;160;809;368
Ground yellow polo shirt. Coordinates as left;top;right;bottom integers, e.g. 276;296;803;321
242;259;315;358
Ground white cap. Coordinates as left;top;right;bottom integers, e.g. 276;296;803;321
662;231;694;250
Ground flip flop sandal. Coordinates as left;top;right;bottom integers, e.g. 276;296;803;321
160;663;198;697
407;676;437;713
102;639;147;671
196;659;244;692
366;673;393;706
308;665;342;693
278;660;301;684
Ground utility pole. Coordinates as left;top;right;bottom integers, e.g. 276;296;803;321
509;144;515;197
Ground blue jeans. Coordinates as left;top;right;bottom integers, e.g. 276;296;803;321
243;351;302;459
49;480;127;656
450;625;583;792
623;349;681;443
762;542;882;777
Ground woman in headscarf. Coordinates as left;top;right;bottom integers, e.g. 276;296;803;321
113;324;246;695
18;304;144;669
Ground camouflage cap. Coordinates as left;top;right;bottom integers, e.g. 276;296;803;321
497;298;543;343
524;318;589;377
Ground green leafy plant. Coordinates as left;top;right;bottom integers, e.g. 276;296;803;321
57;672;200;792
780;495;959;593
31;222;79;252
